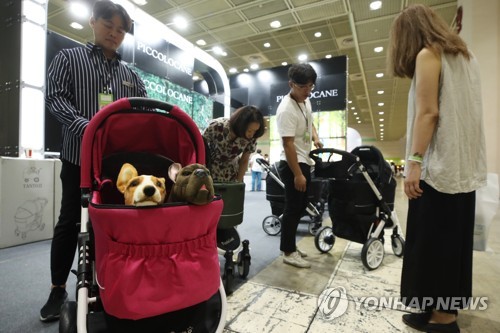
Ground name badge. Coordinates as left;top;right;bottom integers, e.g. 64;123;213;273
122;80;134;88
99;93;113;109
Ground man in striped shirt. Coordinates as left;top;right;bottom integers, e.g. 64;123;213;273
41;0;147;322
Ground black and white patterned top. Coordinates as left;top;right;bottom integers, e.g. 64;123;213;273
46;42;147;165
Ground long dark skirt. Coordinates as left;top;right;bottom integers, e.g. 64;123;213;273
401;181;476;311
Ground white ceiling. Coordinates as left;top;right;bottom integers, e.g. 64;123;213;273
47;0;458;146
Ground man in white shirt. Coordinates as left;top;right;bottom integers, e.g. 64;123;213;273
249;149;264;191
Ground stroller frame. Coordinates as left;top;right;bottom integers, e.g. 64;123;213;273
61;98;227;333
310;147;405;270
256;158;325;236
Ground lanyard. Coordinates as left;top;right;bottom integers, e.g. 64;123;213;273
295;100;309;128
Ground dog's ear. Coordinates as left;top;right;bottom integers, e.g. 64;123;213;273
168;163;183;183
117;163;138;193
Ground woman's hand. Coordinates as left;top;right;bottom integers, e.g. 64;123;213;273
294;174;307;192
404;161;423;199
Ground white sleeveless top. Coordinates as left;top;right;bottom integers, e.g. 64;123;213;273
405;52;487;194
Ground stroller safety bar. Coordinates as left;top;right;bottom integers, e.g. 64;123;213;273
310;148;359;163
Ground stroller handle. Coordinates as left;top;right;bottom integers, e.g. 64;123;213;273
310;148;359;163
256;158;269;167
128;97;174;112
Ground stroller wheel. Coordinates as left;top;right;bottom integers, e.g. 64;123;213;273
361;238;384;270
223;266;234;295
59;301;77;333
262;215;281;235
314;226;335;253
237;252;251;278
391;235;405;257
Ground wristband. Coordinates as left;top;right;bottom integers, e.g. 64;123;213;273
408;155;423;163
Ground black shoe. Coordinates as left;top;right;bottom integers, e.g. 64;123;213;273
402;312;459;333
402;312;432;331
40;286;68;322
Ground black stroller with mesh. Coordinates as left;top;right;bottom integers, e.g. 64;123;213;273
311;146;405;270
256;159;328;236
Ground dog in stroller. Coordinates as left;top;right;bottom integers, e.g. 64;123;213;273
310;146;405;270
257;158;328;236
59;98;227;333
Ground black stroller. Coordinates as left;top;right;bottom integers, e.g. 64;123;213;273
311;146;405;270
256;159;327;236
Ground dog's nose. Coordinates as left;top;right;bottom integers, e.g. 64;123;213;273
143;186;156;197
194;169;207;178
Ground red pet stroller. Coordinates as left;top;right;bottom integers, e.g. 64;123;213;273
311;146;405;270
59;98;227;333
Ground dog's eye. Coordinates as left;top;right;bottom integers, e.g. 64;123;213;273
182;170;192;176
129;179;139;187
156;180;164;188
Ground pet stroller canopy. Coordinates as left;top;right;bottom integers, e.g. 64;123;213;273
80;97;206;189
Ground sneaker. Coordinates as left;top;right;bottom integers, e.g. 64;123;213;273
296;247;308;258
283;251;311;268
40;286;68;322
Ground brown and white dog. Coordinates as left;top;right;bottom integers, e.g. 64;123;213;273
117;163;167;206
168;163;214;205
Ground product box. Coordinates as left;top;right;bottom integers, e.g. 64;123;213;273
0;157;55;248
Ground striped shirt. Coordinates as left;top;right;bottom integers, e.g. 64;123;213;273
46;42;147;165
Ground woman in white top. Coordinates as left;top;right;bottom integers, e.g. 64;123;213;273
387;4;486;333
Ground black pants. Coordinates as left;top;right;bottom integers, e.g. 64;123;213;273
51;160;81;285
278;161;311;253
401;181;475;311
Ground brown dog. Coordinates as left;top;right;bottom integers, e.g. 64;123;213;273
168;163;214;205
117;163;166;206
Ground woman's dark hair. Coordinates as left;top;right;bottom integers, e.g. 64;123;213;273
288;63;317;84
229;105;265;139
93;0;132;33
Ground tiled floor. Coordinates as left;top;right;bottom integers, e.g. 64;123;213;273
224;177;500;332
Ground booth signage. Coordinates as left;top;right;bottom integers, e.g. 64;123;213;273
167;43;194;90
134;23;169;78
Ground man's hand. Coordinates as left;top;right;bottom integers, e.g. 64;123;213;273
314;139;323;149
294;174;307;192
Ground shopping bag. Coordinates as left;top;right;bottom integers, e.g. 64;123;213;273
473;173;499;251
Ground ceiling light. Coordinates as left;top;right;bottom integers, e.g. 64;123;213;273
212;46;223;55
357;121;361;123
132;0;148;5
70;22;83;30
196;39;206;46
353;112;358;115
378;102;384;106
263;42;271;48
298;54;308;61
379;118;384;121
314;32;322;38
351;107;355;110
243;68;249;72
250;64;259;70
229;68;238;74
270;20;281;28
348;100;352;104
377;90;384;94
282;62;288;66
376;73;384;78
378;111;384;115
70;2;89;19
325;54;332;59
173;16;188;29
370;1;382;10
380;124;384;127
380;128;385;131
356;117;360;120
374;46;383;53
